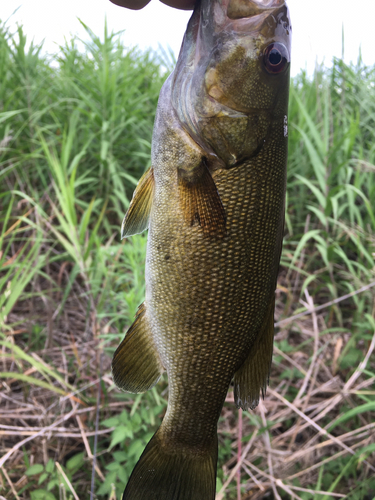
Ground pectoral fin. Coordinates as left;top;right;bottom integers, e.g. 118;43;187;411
178;161;226;237
112;302;164;393
121;167;155;238
234;297;275;410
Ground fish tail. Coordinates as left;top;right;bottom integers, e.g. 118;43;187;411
122;427;218;500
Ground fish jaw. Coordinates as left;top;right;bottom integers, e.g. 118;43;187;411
172;0;291;166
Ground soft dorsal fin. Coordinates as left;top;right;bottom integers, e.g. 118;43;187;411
121;167;155;238
233;296;275;410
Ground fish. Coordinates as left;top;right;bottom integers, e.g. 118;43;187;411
112;0;291;498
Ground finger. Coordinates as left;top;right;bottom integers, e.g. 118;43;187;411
109;0;152;9
159;0;196;9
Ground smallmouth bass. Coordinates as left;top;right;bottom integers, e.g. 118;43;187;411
112;0;291;498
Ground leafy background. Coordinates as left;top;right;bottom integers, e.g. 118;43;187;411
0;18;374;500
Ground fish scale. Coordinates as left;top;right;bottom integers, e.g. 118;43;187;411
112;0;291;498
148;146;285;438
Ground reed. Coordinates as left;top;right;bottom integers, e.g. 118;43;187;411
0;19;374;500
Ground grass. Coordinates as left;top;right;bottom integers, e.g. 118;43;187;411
0;16;374;500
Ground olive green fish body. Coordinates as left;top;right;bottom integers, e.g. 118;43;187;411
148;79;287;447
113;1;291;498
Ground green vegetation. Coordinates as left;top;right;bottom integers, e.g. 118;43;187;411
1;18;374;500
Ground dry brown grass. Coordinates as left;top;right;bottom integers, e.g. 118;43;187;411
1;269;375;500
218;296;375;499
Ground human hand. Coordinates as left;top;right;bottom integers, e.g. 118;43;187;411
110;0;196;10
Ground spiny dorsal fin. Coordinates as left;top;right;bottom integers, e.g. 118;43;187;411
112;302;164;393
178;161;226;237
121;167;154;238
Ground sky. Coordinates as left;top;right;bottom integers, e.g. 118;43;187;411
1;0;374;76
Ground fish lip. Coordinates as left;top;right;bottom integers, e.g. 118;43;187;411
221;0;286;22
198;0;291;45
226;0;286;21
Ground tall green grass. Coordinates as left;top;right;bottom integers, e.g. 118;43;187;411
0;17;374;500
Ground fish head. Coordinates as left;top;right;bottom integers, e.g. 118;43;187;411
172;0;291;166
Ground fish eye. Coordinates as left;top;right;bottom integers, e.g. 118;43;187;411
263;43;289;74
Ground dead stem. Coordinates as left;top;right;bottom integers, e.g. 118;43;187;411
275;280;375;327
2;272;374;499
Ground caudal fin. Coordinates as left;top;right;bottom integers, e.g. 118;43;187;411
123;428;218;500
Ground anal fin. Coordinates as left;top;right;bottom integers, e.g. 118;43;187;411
112;303;164;393
121;167;154;238
234;297;275;410
178;161;226;237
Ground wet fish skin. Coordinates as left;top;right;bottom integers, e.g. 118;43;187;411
112;1;291;498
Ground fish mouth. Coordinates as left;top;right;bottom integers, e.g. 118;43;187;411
195;0;290;43
226;0;286;20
